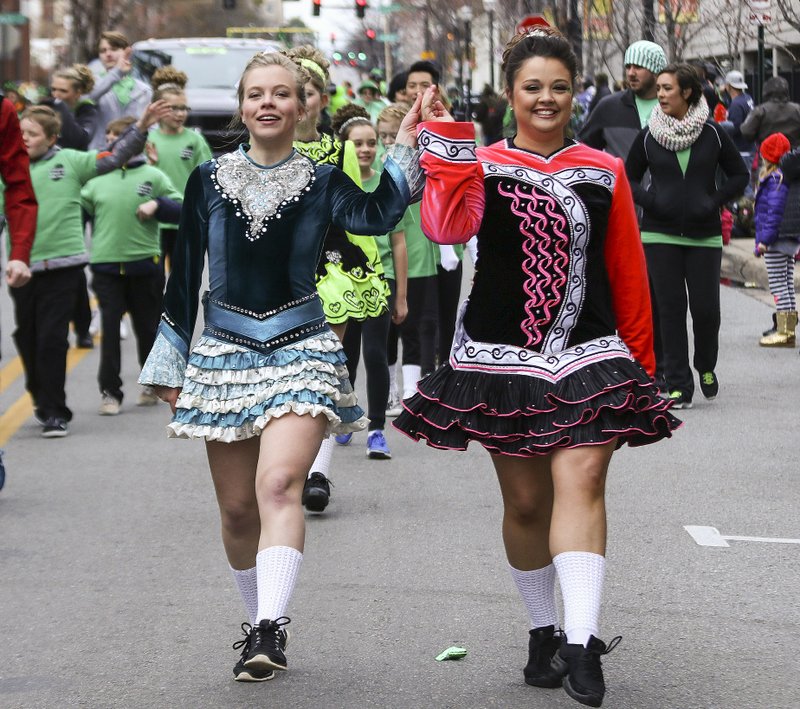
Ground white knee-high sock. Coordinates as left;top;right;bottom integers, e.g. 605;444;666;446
553;551;605;647
388;363;398;398
308;436;334;480
402;364;421;399
255;546;303;623
230;565;259;626
509;563;559;629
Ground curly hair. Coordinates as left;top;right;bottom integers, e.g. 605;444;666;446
282;45;330;93
331;103;371;139
151;66;188;97
501;26;578;92
53;64;95;94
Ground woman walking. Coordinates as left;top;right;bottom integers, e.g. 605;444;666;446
395;29;680;707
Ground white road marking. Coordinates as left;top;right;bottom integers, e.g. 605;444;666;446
684;525;800;547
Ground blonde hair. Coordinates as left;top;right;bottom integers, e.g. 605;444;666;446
758;161;783;185
283;45;330;94
53;64;95;94
377;103;408;126
21;105;61;138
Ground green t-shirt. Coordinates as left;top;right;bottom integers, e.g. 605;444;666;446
641;231;723;248
27;148;101;264
81;163;182;263
676;147;691;175
148;127;212;194
634;97;658;128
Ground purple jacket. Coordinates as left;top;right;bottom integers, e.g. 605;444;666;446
754;170;789;247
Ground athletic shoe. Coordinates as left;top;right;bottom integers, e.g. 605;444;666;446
232;623;274;682
33;409;47;426
366;430;391;459
667;390;692;409
699;371;718;400
334;432;352;446
41;418;69;439
76;334;94;349
302;472;331;512
385;395;403;417
551;634;621;707
524;625;564;688
119;317;129;340
136;386;159;406
245;617;291;672
99;393;121;416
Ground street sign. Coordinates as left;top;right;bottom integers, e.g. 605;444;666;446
748;0;771;23
377;33;398;42
420;50;436;60
379;3;403;12
0;12;27;25
516;14;549;33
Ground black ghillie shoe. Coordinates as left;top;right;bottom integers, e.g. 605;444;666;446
244;617;291;672
302;472;332;512
551;634;621;707
232;623;274;682
524;625;564;688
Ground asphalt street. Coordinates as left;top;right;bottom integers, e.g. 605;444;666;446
0;258;799;709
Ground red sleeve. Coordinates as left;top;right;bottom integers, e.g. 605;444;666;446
604;157;655;376
417;121;484;244
0;98;36;263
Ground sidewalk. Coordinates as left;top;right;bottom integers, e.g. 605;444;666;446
722;237;800;291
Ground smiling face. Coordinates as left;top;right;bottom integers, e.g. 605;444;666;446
507;56;573;152
348;123;378;170
98;38;125;70
656;72;691;119
405;71;434;99
239;64;305;149
20;117;57;160
625;64;657;99
51;76;80;106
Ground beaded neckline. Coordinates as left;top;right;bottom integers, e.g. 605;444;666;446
211;148;315;241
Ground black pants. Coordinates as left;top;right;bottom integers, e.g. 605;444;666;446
342;308;392;432
399;275;437;374
91;269;165;401
644;244;721;398
10;266;83;420
71;268;92;338
436;262;462;367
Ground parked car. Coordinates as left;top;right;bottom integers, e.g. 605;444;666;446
132;37;282;154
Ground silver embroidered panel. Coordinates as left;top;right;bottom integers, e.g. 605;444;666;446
211;150;315;241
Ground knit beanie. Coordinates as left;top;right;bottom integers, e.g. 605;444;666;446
624;41;667;75
759;132;791;164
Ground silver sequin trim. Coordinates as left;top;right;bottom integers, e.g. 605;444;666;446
211;150;315;241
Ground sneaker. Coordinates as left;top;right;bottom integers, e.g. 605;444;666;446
667;390;692;410
98;393;121;416
41;417;69;438
232;623;275;682
136;386;159;406
33;409;47;426
119;317;129;340
302;472;332;512
244;617;291;672
76;334;94;349
524;625;564;688
385;395;403;417
699;372;718;400
334;432;352;446
551;635;622;707
366;430;391;459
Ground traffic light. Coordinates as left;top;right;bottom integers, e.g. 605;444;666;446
365;28;376;41
355;0;367;19
312;0;321;16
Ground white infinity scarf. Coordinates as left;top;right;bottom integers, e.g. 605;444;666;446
648;96;709;152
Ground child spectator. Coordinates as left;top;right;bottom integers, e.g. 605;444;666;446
13;102;166;437
81;115;182;415
755;132;796;347
146;67;212;269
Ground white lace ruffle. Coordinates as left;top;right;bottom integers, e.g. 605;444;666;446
138;331;186;388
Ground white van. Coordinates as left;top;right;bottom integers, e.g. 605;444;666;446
132;37;282;154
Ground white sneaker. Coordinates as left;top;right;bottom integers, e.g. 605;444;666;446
385;395;403;417
136;386;159;406
88;309;101;336
119;316;129;340
99;393;121;416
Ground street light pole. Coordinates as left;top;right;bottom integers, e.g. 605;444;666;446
484;0;496;90
458;5;473;120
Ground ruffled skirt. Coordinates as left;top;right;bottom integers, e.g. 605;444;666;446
394;309;681;457
169;330;368;442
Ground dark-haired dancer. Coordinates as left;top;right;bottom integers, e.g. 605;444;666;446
395;29;680;707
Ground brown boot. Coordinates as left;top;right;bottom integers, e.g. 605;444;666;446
760;311;797;347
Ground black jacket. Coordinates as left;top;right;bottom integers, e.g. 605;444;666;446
625;122;749;238
578;89;641;159
779;147;800;241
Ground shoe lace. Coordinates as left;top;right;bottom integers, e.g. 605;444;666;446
310;472;334;488
701;372;715;385
579;636;622;681
253;616;291;652
232;622;252;654
369;431;387;446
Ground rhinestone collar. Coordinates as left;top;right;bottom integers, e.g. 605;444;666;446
211;147;316;241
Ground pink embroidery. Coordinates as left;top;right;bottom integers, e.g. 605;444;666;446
498;182;570;347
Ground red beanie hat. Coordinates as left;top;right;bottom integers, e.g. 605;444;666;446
760;132;791;164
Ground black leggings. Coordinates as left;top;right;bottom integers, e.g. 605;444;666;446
342;309;392;431
398;275;437;374
436;262;462;366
